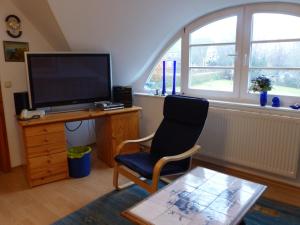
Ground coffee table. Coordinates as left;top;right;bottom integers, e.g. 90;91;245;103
123;167;267;225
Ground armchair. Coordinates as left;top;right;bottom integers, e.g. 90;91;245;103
113;95;209;193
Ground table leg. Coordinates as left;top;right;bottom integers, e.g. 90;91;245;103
239;220;246;225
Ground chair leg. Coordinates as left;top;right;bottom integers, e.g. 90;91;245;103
114;165;149;190
151;174;160;193
113;164;120;190
239;220;246;225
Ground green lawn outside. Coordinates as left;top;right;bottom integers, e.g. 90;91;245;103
191;79;300;96
270;86;300;97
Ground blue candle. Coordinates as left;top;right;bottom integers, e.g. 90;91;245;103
162;61;166;95
172;60;176;95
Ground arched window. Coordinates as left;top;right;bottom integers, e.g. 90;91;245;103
144;39;181;93
143;3;300;106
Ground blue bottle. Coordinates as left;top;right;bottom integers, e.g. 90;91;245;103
272;97;280;107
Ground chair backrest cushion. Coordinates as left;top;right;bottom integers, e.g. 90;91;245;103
163;95;209;125
150;95;209;166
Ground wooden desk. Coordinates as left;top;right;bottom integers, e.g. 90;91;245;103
19;106;141;187
123;167;266;225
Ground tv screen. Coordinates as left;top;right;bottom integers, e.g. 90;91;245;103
26;53;111;108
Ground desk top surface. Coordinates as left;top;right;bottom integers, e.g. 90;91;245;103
123;166;267;225
18;106;141;127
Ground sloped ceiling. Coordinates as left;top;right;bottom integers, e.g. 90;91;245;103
16;0;300;85
11;0;70;50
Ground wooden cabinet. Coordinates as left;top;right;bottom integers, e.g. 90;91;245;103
96;111;140;167
22;122;68;187
19;107;141;187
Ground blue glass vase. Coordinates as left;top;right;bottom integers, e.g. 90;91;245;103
260;91;267;106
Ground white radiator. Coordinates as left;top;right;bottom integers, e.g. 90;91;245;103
198;107;300;178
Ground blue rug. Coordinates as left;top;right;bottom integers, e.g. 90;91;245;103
52;185;300;225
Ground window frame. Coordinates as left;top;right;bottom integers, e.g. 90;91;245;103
240;3;300;106
182;7;244;100
141;3;300;106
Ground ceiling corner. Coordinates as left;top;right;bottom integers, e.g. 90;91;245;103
11;0;70;51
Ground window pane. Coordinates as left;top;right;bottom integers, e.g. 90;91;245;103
249;69;300;97
250;42;300;68
190;45;235;67
145;39;181;92
189;69;234;92
190;16;237;44
252;13;300;41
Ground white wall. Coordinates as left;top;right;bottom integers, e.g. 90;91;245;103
134;95;164;137
47;0;300;86
0;0;54;167
65;120;96;148
11;0;70;50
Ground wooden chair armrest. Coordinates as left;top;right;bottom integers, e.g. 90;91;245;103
115;133;155;156
152;145;201;180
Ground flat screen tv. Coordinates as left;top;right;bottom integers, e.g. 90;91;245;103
25;53;112;109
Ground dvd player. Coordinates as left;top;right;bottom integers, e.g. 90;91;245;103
94;101;125;111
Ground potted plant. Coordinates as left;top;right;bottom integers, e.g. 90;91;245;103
249;76;272;106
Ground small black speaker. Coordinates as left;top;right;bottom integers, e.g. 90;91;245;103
14;92;29;115
113;86;132;108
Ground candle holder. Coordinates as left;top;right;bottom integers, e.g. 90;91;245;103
172;61;176;95
161;61;166;95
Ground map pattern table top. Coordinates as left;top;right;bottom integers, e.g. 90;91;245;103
123;167;267;225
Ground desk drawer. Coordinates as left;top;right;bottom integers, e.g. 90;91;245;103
28;152;68;181
27;144;66;158
24;123;64;137
25;132;66;147
29;163;68;180
30;172;68;187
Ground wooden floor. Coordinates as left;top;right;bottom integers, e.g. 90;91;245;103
0;156;299;225
0;153;127;225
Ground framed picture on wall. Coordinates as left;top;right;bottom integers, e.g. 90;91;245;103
3;41;29;62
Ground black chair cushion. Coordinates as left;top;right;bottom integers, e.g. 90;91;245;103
150;119;200;163
150;95;209;161
163;95;209;125
115;152;189;179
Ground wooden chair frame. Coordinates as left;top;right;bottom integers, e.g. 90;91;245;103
113;133;201;193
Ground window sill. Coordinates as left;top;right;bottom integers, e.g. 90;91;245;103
134;92;300;119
